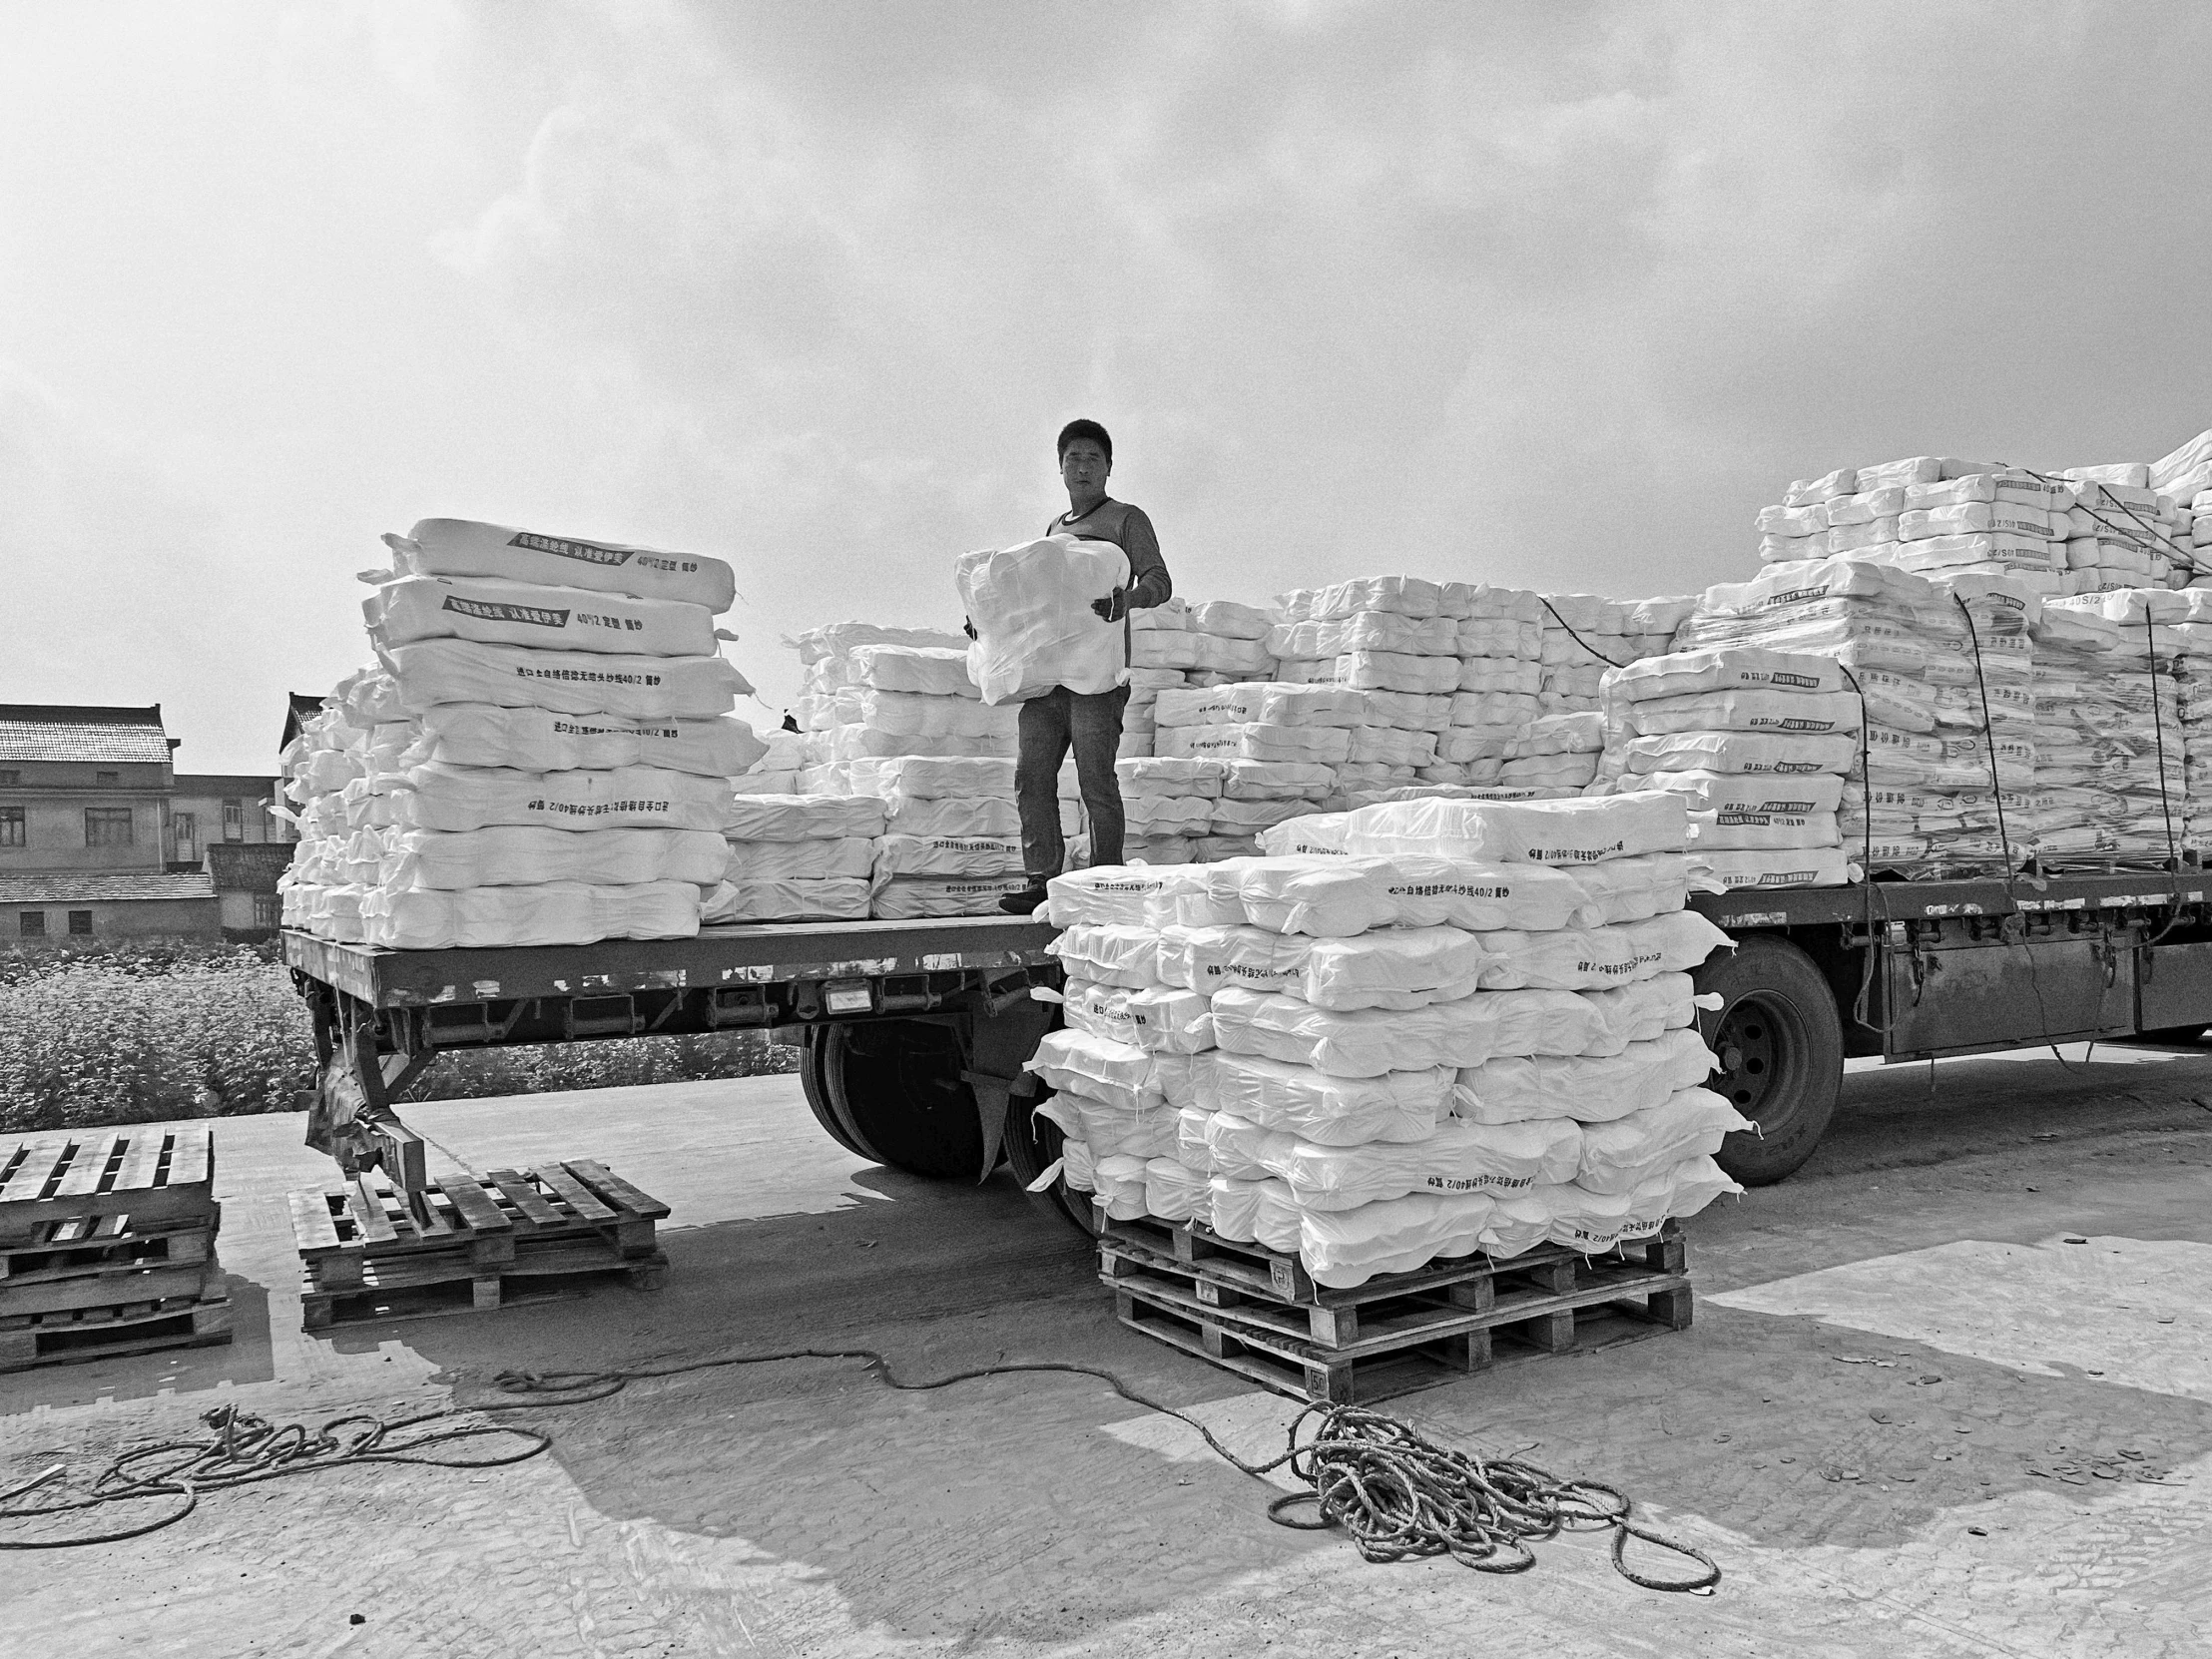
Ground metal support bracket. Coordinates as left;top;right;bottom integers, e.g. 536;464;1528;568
304;1003;434;1193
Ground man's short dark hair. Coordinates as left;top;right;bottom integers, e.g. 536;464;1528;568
1057;419;1112;466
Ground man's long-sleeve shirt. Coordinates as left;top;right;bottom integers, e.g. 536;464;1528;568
1048;498;1171;664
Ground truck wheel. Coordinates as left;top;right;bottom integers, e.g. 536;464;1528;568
1696;934;1844;1187
1000;1083;1099;1237
800;1028;868;1157
823;1020;987;1180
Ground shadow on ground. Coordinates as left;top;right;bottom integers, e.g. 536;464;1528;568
0;1266;276;1409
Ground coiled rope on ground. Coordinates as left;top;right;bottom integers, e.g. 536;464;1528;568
1;1348;1719;1592
0;1400;550;1549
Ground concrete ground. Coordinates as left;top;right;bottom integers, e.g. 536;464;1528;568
6;1042;2212;1658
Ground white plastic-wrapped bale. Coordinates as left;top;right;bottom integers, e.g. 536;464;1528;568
1035;795;1740;1285
1586;647;1859;890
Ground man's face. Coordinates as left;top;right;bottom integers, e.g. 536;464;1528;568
1060;439;1110;494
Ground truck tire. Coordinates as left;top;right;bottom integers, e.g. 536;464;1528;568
822;1020;988;1180
1000;1082;1099;1236
800;1028;867;1157
1695;933;1844;1187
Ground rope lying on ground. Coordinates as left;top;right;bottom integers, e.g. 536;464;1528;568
2;1350;1720;1591
486;1351;1719;1592
0;1401;549;1549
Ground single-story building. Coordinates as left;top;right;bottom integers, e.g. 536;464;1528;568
206;841;296;939
0;871;222;945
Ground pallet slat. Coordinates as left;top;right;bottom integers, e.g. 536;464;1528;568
485;1170;565;1232
51;1135;121;1201
0;1141;68;1204
287;1191;344;1256
564;1160;671;1222
438;1175;512;1236
111;1131;169;1198
346;1177;400;1247
533;1164;617;1224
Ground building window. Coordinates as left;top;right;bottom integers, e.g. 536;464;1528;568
222;799;244;841
67;910;93;935
252;893;281;929
174;812;197;861
18;911;43;937
84;808;135;847
0;808;21;848
0;770;18;786
96;771;120;786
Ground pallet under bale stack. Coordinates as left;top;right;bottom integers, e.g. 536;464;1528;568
0;1127;230;1373
1031;791;1740;1405
288;1160;669;1330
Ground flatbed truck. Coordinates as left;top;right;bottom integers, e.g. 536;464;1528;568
283;863;2212;1224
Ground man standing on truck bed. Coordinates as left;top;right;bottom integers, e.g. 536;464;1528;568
993;418;1172;913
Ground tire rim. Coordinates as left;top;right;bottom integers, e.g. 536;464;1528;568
1712;990;1812;1132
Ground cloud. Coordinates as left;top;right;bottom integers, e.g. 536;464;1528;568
0;360;359;770
9;0;2212;735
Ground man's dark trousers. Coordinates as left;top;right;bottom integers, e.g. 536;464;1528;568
1015;685;1129;881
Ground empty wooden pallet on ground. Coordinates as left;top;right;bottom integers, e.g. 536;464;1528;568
0;1128;230;1372
1097;1204;1691;1405
288;1160;670;1330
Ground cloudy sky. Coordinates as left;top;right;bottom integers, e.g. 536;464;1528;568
5;1;2209;773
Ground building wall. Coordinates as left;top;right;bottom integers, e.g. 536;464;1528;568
217;889;282;936
0;785;168;874
169;777;292;864
2;896;223;944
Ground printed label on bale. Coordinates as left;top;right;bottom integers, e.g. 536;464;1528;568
444;596;571;628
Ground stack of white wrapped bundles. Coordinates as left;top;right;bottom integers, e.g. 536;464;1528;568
1672;557;2034;877
789;624;977;794
1435;585;1546;794
1148;682;1358;857
1270;579;1460;797
2055;465;2190;595
802;635;1016;789
848;755;1041;917
290;519;760;950
1757;456;2202;599
2027;590;2190;864
708;792;885;923
277;678;410;941
1535;595;1688;719
1031;794;1743;1289
1586;648;1859;890
1125;600;1277;760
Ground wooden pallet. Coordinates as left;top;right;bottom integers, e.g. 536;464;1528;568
0;1129;217;1246
1100;1208;1691;1404
289;1159;670;1330
0;1278;233;1374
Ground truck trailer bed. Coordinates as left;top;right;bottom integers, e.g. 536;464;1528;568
283;916;1060;1009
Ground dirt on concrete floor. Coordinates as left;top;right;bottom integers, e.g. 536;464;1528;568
5;1041;2212;1657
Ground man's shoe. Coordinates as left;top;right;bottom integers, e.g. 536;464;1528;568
997;889;1049;915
